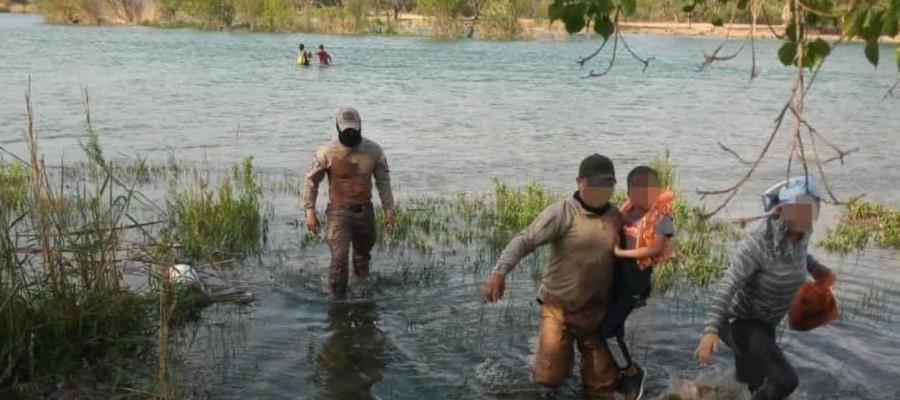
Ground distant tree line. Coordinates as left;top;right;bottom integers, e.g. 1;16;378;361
32;0;804;37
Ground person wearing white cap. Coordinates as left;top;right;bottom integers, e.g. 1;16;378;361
302;107;395;297
695;176;837;400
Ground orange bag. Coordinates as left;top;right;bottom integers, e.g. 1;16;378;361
788;272;839;331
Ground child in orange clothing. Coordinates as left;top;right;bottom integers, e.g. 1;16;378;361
600;166;676;400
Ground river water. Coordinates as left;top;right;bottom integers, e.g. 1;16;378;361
2;13;899;400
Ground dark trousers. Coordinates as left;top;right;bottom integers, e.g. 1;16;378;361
325;204;376;296
721;319;799;400
598;286;642;371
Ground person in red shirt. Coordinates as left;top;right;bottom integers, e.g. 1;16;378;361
317;44;332;65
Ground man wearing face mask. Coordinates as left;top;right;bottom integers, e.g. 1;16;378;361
695;176;836;400
483;154;623;399
303;107;395;297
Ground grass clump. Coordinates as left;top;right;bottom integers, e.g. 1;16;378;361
363;152;733;296
492;179;555;242
819;199;900;254
0;159;30;212
644;151;734;293
170;156;263;262
1;108;157;389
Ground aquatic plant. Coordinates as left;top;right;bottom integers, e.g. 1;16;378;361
492;178;555;243
347;153;734;296
1;87;268;397
818;199;900;254
0;160;30;213
0;89;158;390
170;156;264;262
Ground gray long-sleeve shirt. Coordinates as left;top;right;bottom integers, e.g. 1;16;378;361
703;218;831;335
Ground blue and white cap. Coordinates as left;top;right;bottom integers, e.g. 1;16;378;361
763;176;823;212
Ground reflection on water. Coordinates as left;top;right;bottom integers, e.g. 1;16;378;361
316;301;389;400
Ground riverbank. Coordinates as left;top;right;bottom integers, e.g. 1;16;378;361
0;0;32;13
17;0;893;43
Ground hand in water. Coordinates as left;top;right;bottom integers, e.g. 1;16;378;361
305;209;320;234
695;333;719;366
384;209;396;233
482;272;505;303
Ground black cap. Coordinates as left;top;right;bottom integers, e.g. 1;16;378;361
579;154;616;187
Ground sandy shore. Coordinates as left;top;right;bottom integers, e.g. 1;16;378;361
391;13;896;43
0;0;33;13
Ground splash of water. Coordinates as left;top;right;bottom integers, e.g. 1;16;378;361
653;368;750;400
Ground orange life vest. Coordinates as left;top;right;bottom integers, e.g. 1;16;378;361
620;190;676;270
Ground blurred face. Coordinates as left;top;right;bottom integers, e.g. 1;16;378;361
338;127;362;148
627;184;662;210
780;202;819;233
577;177;614;208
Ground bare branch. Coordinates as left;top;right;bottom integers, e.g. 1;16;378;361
822;147;859;164
794;114;810;181
792;0;810;183
618;31;654;72
696;99;792;218
577;8;619;69
697;4;741;72
806;125;845;204
803;38;843;98
760;6;785;40
792;108;855;164
698;32;750;71
577;38;610;68
786;140;796;178
883;76;900;101
585;29;620;78
0;145;29;165
749;31;758;81
717;141;753;165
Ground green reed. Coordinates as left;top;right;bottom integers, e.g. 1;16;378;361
1;91;156;391
330;152;736;296
819;199;900;254
169;156;264;262
2;87;268;398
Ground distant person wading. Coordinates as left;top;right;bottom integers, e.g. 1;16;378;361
297;43;311;66
317;44;332;65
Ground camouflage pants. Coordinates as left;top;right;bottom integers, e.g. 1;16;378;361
325;204;376;296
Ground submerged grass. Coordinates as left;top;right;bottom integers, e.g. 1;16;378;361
819;199;900;255
1;90;157;392
0;159;30;213
2;85;266;398
169;156;264;263
331;152;735;296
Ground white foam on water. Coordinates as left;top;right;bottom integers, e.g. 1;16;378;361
652;368;750;400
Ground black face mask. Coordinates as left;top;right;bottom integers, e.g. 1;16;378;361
338;127;362;148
